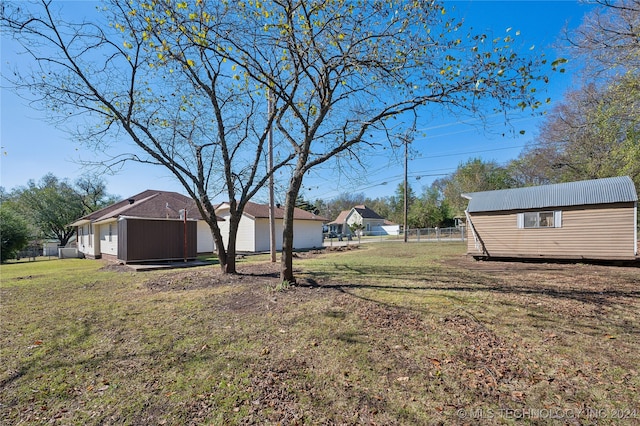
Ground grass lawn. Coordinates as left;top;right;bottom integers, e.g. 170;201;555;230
1;242;639;424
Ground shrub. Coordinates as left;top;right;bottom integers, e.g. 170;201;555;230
0;206;30;262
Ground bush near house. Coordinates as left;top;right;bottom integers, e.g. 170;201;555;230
0;207;30;262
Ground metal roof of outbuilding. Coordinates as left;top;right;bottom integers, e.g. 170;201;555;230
463;176;638;213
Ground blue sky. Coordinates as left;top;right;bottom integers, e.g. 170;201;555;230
1;0;593;203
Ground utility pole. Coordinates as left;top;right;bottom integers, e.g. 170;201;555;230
404;135;408;243
181;208;187;262
401;127;414;243
268;89;277;262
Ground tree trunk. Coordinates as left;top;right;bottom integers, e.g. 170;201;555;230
223;213;240;273
280;171;304;284
59;229;75;247
206;213;237;274
208;221;229;272
224;235;237;274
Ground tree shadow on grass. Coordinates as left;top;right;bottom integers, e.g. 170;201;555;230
301;265;640;354
304;262;640;308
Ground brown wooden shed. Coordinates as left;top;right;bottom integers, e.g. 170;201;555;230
463;176;638;261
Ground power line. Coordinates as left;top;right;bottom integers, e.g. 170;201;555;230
303;142;529;200
303;122;555;201
419;144;527;159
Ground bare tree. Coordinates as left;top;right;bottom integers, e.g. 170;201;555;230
516;0;640;188
566;0;640;78
2;0;295;273
512;76;640;186
75;175;119;213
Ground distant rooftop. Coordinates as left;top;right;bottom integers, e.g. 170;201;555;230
353;205;384;220
218;201;328;222
328;205;384;224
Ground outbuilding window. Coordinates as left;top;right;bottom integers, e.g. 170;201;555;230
517;211;562;229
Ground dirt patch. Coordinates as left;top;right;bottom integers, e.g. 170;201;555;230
443;254;639;275
143;262;282;292
440;254;640;323
99;263;134;273
441;314;528;400
324;245;361;252
140;261;327;315
12;274;45;281
442;255;640;294
139;249;331;292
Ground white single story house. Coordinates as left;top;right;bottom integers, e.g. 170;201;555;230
216;201;328;252
463;176;638;261
71;190;217;262
328;205;393;236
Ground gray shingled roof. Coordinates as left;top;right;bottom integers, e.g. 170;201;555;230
464;176;638;213
328;205;384;224
353;205;384;219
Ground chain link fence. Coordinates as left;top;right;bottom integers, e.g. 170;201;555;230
324;226;466;245
376;226;466;242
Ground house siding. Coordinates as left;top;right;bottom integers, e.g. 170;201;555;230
218;210;256;252
217;203;325;253
467;202;637;260
235;215;256;252
254;218;275;252
217;211;231;250
99;221;118;258
345;211;385;235
197;220;215;254
364;219;386;234
78;223;101;259
77;224;88;256
253;218;323;252
292;220;323;249
345;210;359;227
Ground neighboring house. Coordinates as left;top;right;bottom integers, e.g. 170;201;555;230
381;219;401;236
328;205;389;236
215;201;327;252
463;176;638;261
42;240;60;256
71;190;218;263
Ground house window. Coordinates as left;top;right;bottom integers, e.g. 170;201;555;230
89;223;93;247
108;224;112;242
518;211;562;229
